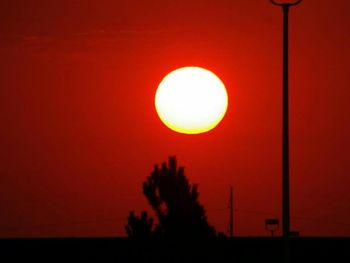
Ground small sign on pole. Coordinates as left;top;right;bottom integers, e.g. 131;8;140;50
265;218;279;237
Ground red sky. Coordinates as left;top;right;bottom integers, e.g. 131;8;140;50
1;0;350;237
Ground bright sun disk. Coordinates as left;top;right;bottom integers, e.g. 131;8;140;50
155;66;228;134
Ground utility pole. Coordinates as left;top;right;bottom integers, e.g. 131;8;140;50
270;0;302;239
229;186;234;237
270;0;302;262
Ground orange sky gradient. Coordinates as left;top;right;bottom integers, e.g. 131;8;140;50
0;0;350;237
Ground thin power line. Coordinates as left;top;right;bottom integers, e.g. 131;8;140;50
207;207;350;227
1;208;349;233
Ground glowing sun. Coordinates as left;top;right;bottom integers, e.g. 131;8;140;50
155;66;228;134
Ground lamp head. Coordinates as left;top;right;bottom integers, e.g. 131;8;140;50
270;0;303;6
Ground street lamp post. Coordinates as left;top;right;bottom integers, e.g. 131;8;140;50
270;0;302;261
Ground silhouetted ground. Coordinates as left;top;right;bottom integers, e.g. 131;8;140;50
0;237;349;262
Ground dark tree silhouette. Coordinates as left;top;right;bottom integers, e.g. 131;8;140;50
125;156;216;239
125;211;154;239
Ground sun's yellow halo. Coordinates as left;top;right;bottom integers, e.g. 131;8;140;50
155;67;228;134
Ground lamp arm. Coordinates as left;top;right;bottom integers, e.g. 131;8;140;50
270;0;302;6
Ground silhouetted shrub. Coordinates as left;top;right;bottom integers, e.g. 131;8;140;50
125;156;216;239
